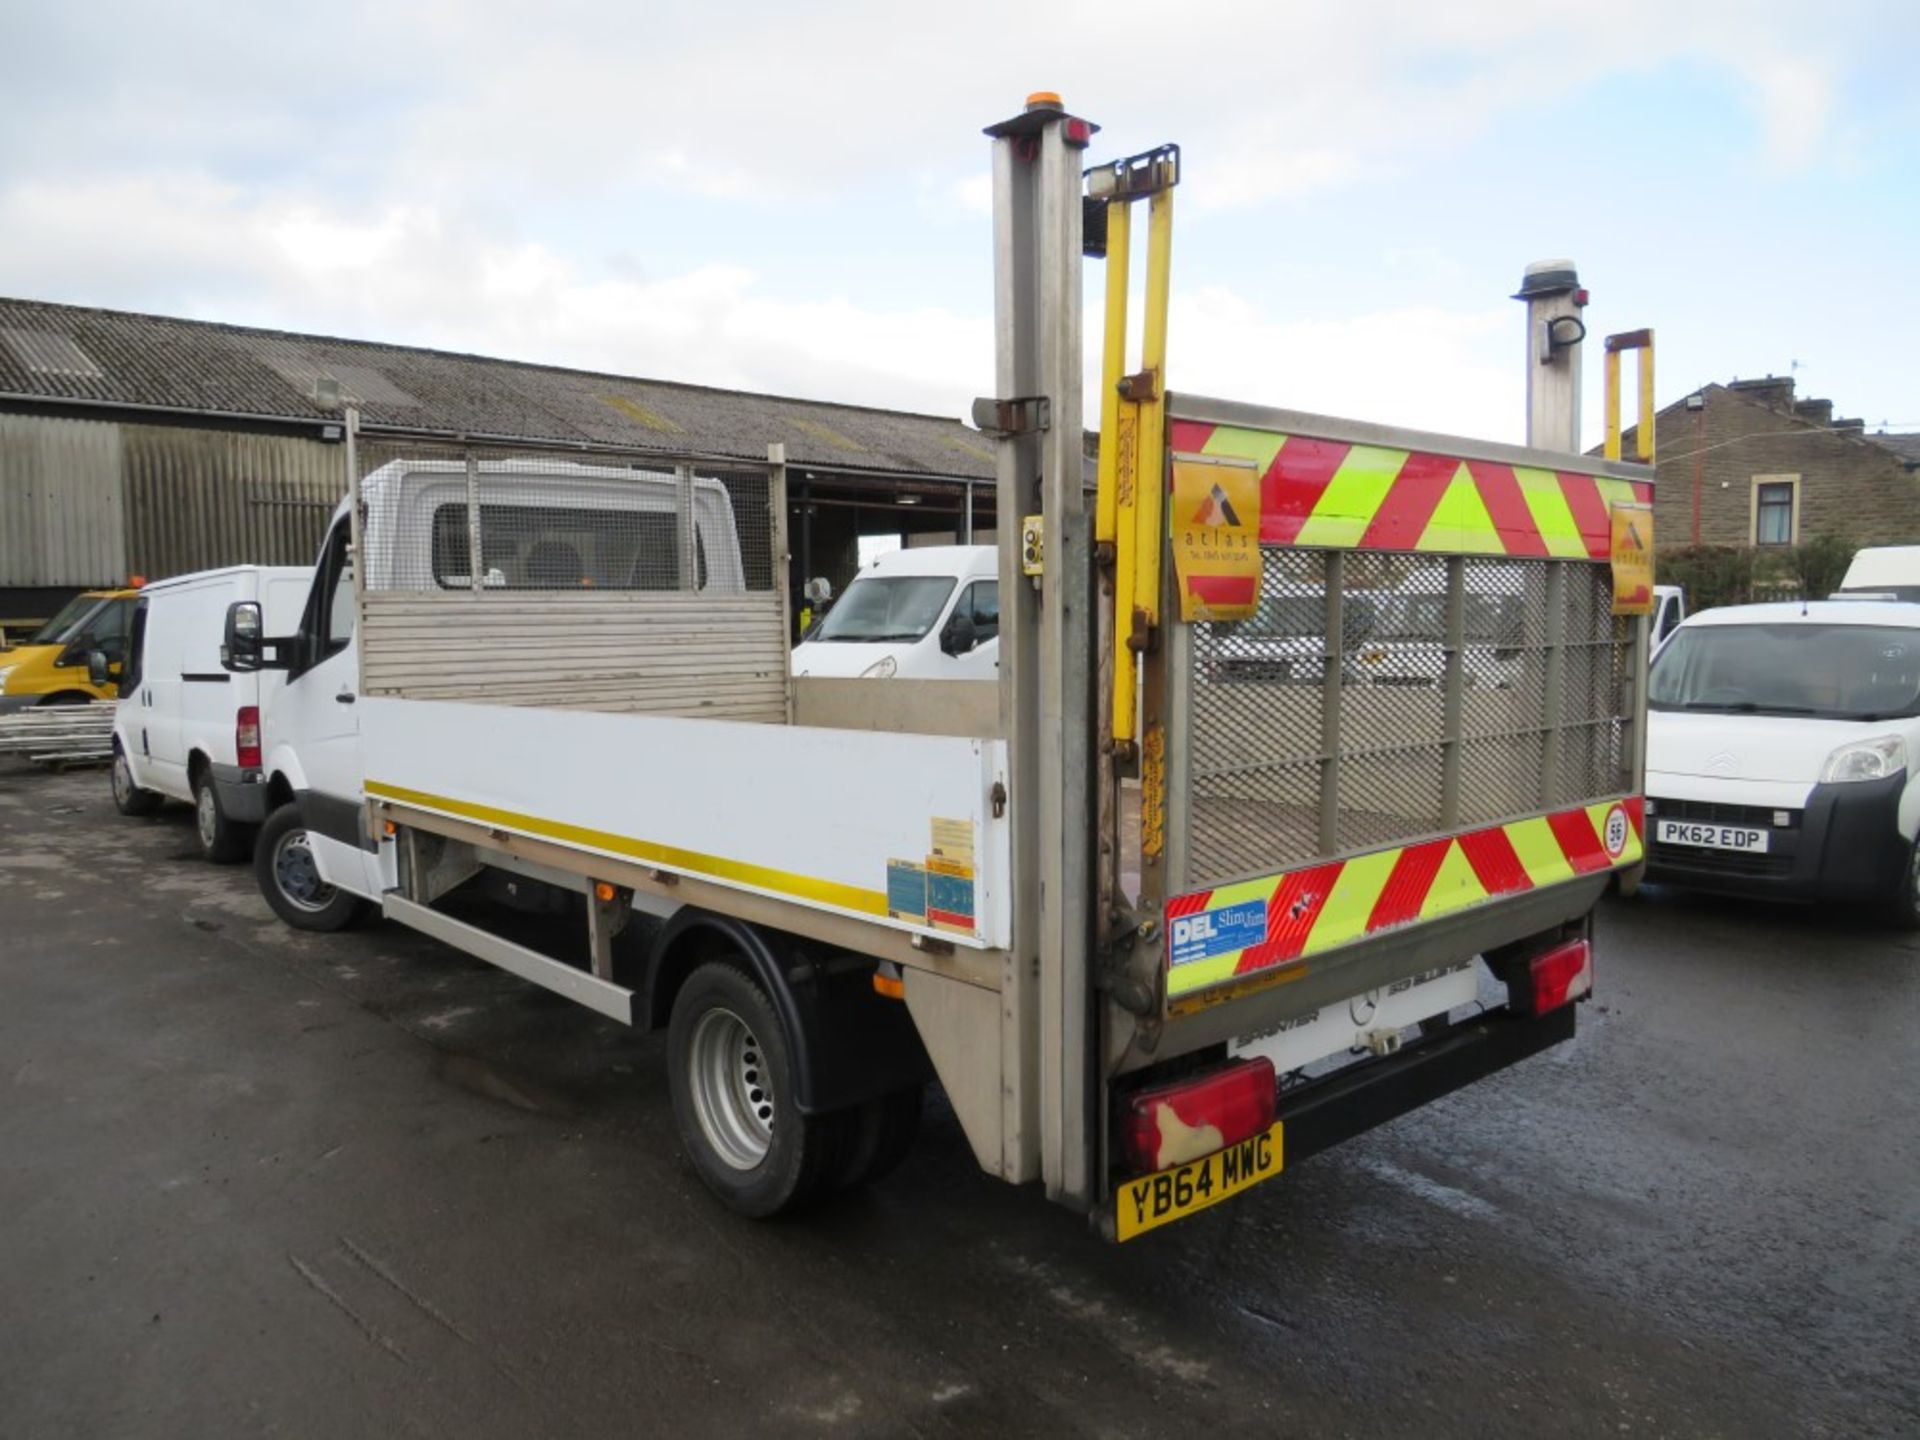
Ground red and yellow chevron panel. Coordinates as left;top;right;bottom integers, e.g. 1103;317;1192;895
1165;797;1644;1000
1167;420;1653;560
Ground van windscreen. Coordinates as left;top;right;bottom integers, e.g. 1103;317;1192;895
811;576;956;642
1651;623;1920;720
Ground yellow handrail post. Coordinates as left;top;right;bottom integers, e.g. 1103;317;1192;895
1095;203;1132;547
1133;187;1174;637
1604;346;1622;462
1637;332;1656;464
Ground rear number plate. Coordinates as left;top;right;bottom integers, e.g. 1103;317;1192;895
1655;819;1769;852
1115;1123;1285;1242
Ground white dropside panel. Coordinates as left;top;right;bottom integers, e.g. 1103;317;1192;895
359;697;1011;950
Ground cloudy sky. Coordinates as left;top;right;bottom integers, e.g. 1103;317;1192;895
3;1;1915;448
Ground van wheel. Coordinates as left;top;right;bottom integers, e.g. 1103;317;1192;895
832;1085;923;1190
110;746;161;817
192;769;248;863
1885;838;1920;931
256;803;364;932
668;959;842;1218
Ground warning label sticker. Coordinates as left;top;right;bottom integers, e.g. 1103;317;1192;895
1170;453;1262;623
1610;502;1654;616
887;861;928;924
1169;900;1269;967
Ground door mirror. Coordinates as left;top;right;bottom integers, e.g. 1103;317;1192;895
223;601;264;672
86;650;119;693
941;610;978;656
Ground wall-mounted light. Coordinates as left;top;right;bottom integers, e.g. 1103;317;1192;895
1685;393;1705;411
897;493;922;506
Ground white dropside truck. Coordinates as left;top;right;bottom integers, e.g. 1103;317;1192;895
226;99;1654;1239
108;565;314;860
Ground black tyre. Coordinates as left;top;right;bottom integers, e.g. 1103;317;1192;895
191;768;249;863
110;745;162;817
832;1084;923;1190
255;802;364;932
667;959;843;1218
1885;836;1920;931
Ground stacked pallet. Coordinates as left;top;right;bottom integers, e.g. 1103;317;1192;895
0;705;116;768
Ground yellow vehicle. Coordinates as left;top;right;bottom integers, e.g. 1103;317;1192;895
0;587;141;713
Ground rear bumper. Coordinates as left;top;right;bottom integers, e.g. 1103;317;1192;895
1644;773;1906;902
1276;1001;1575;1167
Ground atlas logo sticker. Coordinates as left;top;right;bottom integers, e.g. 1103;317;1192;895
1190;482;1243;528
1170;900;1268;967
1602;804;1631;858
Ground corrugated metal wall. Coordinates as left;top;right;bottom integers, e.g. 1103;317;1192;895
0;414;343;588
0;414;125;585
121;424;342;578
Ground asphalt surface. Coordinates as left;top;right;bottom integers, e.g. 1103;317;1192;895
3;759;1916;1439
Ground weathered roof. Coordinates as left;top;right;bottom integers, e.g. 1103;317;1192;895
1870;431;1920;467
0;297;996;480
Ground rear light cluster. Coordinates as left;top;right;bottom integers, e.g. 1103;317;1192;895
1120;1056;1275;1175
236;705;261;770
1524;938;1592;1014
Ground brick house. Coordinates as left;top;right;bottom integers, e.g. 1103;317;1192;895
1606;376;1920;551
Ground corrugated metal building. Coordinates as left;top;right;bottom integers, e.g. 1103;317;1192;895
0;297;997;622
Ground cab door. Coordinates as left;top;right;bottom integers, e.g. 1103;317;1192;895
273;520;373;895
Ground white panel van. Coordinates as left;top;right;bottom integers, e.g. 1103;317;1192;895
109;566;315;860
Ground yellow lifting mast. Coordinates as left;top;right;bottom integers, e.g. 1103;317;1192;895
1089;145;1180;747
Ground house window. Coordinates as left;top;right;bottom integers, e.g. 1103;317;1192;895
1751;474;1799;546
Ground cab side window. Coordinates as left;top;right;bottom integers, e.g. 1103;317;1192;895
122;601;148;692
68;597;131;665
965;580;999;642
294;522;355;676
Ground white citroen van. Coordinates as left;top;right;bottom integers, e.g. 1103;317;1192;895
110;566;314;860
790;545;999;680
1644;600;1920;924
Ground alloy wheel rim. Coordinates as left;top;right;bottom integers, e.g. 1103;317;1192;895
112;755;132;806
196;786;219;847
687;1006;774;1171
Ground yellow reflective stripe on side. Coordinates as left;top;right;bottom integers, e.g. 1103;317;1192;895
1593;477;1642;514
1513;466;1589;559
1295;444;1408;547
1201;426;1288;471
1302;847;1398;955
364;779;889;918
1504;815;1577;886
1419;839;1491;919
1415;463;1501;553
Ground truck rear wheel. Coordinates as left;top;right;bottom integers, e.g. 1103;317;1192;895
110;745;161;817
667;959;843;1218
255;803;364;932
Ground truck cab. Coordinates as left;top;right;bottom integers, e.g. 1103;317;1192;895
0;587;140;713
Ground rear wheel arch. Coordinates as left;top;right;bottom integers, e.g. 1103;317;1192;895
646;911;930;1115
